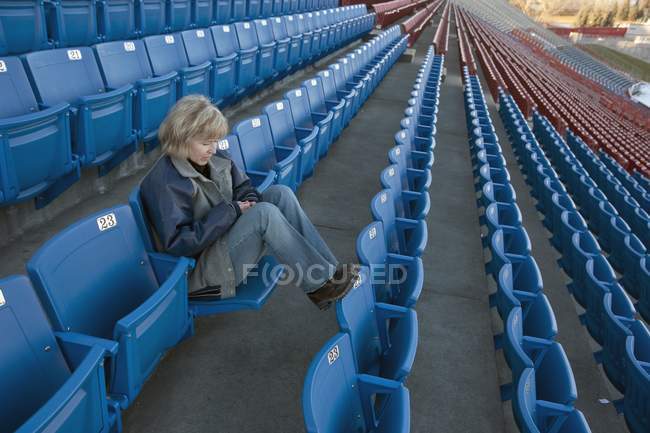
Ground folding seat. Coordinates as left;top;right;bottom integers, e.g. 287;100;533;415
499;295;557;395
247;0;261;20
168;0;192;31
632;207;650;247
302;333;410;433
256;18;287;80
477;164;510;193
193;0;214;27
537;176;566;217
182;27;235;106
602;215;633;269
370;189;427;257
98;0;138;41
388;145;431;193
234;21;264;89
483;202;523;243
214;0;232;23
263;99;317;184
548;193;578;247
486;226;532;280
0;56;80;208
285;87;332;168
231;0;246;21
270;16;295;71
24;47;137;176
136;0;167;36
319;66;354;128
399;117;435;152
356;220;423;308
45;0;100;47
330;62;362;122
380;164;430;221
281;16;303;68
513;344;577;433
493;257;544;322
143;33;212;98
0;1;50;55
290;14;312;63
212;24;252;96
624;324;650;433
215;134;275;191
302;76;343;152
336;265;418;383
314;11;330;54
393;130;434;172
479;182;517;210
233;116;301;191
302;13;320;59
252;19;276;83
0;275;120;433
27;205;195;408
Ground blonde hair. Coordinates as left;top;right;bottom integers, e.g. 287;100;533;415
159;95;228;159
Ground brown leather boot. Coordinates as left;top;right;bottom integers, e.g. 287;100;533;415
307;264;361;310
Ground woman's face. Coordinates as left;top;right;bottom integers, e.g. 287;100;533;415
188;136;218;166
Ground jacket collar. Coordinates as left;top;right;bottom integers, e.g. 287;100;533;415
170;155;229;183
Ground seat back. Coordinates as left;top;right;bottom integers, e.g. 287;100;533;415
302;333;366;433
317;69;338;101
329;62;347;91
193;0;214;27
94;39;154;89
99;0;138;41
27;205;161;339
214;0;231;24
137;0;167;36
380;164;406;217
143;33;190;76
356;221;389;294
284;14;299;37
211;24;238;57
24;47;106;107
303;77;328;113
285;87;315;130
270;16;288;40
0;0;49;55
254;18;274;45
0;275;70;432
217;134;246;172
625;325;650;433
234;21;258;50
263;100;299;148
168;0;191;31
181;28;217;65
535;342;577;405
370;189;400;254
233;116;277;173
0;56;40;118
47;0;100;47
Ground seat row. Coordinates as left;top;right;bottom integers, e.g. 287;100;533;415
0;24;407;433
463;70;591;433
0;0;341;54
500;90;650;433
302;45;442;433
0;5;373;209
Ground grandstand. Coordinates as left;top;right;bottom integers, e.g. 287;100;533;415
1;1;649;433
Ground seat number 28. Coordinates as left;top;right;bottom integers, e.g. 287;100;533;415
97;213;118;231
327;345;340;365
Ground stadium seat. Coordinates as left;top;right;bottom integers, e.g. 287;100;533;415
302;332;410;433
251;19;275;83
26;205;195;408
98;0;138;41
479;181;517;210
483;202;523;246
513;343;577;433
247;0;261;20
24;46;137;175
234;116;301;191
0;275;120;433
370;189;427;257
233;21;261;93
193;0;214;27
167;0;192;31
380;164;430;221
356;220;423;308
232;0;246;22
548;193;578;248
336;266;418;382
393;130;435;171
285;87;332;170
317;69;351;133
94;38;177;150
330;62;361;124
303;76;343;150
565;230;600;306
279;16;302;68
137;0;167;36
0;56;80;208
143;33;212;98
214;0;232;24
493;257;543;321
0;0;50;55
45;0;100;47
255;18;284;80
270;16;291;73
399;117;435;153
263;99;317;184
486;226;532;280
388;146;432;193
624;324;650;433
261;0;273;18
216;134;275;192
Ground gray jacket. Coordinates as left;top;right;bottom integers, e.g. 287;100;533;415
140;152;260;298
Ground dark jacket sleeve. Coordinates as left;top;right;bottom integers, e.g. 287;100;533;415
141;162;239;258
231;160;262;202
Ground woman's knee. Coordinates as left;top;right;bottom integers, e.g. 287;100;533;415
248;201;282;224
263;184;296;205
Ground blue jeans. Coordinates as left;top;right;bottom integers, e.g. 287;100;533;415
226;184;339;293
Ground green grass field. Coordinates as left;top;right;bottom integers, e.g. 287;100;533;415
579;44;650;82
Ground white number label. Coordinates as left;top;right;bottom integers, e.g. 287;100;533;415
388;167;395;177
395;147;401;155
223;25;230;32
67;49;82;61
123;41;136;51
298;14;303;19
196;29;205;38
261;20;267;25
165;35;175;44
276;102;284;110
288;16;293;21
342;58;348;64
333;64;339;70
0;60;6;73
311;79;317;86
295;89;302;97
275;18;281;23
327;345;340;365
244;22;250;29
380;192;387;203
351;54;355;59
353;275;362;289
400;131;406;139
369;226;377;239
97;213;117;231
218;139;229;150
252;118;261;128
0;289;5;307
323;71;329;77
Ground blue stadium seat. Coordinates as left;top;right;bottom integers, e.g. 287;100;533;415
394;130;434;171
214;0;231;23
137;0;167;36
94;38;177;150
209;24;242;102
45;0;100;47
299;13;319;59
143;33;212;98
285;87;332;170
494;257;543;321
232;0;246;22
26;205;195;408
0;56;80;208
255;18;283;79
317;69;351;133
98;0;138;41
388;145;432;193
483;202;523;246
263;99;317;185
181;27;233;106
260;0;273;18
270;16;291;72
234;115;301;191
480;181;517;210
370;189;427;257
399;116;435;152
233;21;261;92
548;193;577;248
280;16;301;68
336;266;417;382
356;220;423;308
565;230;600;307
216;134;276;192
0;0;50;55
272;0;283;17
168;0;191;31
601;216;631;266
193;0;214;27
513;343;577;433
380;164;430;221
303;333;410;433
486;226;532;280
247;0;261;20
24;47;137;175
303;76;344;147
0;275;120;433
251;19;275;83
624;324;650;433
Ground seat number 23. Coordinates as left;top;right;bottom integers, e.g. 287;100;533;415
97;213;118;231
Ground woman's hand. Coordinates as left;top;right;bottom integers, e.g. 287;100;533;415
237;201;255;213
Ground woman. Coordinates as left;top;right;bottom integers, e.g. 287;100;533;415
140;95;357;309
